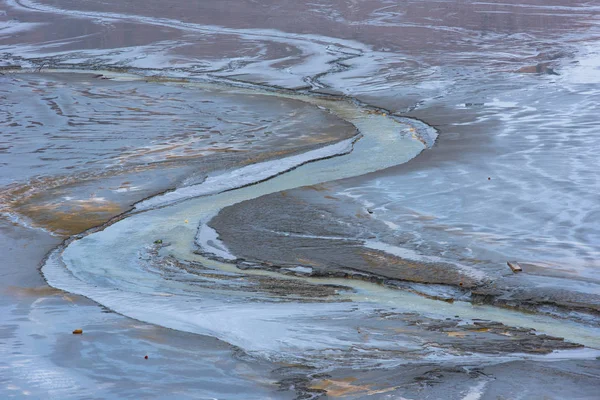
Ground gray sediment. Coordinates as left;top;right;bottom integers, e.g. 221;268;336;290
208;187;600;322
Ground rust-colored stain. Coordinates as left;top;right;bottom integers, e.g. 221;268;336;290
295;257;324;269
14;199;124;236
310;377;398;397
465;327;491;333
240;148;294;165
358;248;478;288
0;165;160;233
515;63;558;75
304;184;329;192
446;331;469;338
310;377;369;397
5;285;64;298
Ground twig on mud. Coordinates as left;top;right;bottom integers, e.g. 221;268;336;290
36;63;48;72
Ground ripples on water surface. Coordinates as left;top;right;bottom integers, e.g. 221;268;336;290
2;0;600;399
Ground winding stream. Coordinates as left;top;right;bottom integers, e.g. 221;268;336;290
3;0;600;397
39;74;600;370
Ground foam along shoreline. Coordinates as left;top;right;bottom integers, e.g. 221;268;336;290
134;136;358;211
195;219;236;261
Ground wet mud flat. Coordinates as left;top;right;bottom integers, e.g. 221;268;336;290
2;0;600;399
0;71;356;235
210;182;600;320
18;74;598;397
0;71;365;398
202;85;600;398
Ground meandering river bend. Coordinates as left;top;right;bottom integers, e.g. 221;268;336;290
2;1;600;398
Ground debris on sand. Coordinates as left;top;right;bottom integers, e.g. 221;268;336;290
516;63;559;75
507;261;522;273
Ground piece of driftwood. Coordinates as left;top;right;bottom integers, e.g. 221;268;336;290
507;261;522;273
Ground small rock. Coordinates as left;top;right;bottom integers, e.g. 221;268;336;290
154;239;163;244
72;329;83;334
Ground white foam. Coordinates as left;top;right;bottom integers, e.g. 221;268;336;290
284;266;313;275
196;221;236;260
0;20;45;36
561;45;600;84
461;380;489;400
135;137;356;210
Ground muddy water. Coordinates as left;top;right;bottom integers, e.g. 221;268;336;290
2;0;600;399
